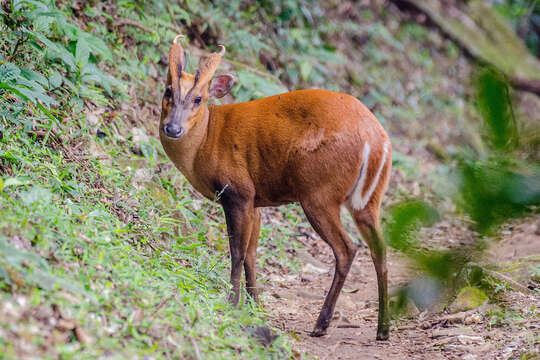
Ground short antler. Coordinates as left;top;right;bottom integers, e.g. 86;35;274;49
169;35;187;102
173;34;184;44
194;44;226;89
218;45;226;56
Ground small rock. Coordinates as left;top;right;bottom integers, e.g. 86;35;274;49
449;286;488;313
133;168;153;188
132;127;149;143
300;273;315;282
33;305;53;322
457;334;484;344
302;263;328;275
464;313;482;325
431;328;475;338
406;276;442;311
87;113;100;127
420;321;431;329
96;130;106;139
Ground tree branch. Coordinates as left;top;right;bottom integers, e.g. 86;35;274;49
115;18;156;34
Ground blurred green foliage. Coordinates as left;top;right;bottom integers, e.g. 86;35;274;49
1;0;538;356
493;0;540;55
385;199;439;253
386;66;540;315
474;67;517;151
459;67;539;234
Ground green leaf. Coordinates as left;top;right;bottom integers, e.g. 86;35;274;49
82;34;113;61
20;69;48;88
15;84;58;108
81;63;118;96
300;61;312;82
48;70;63;89
0;63;21;82
3;177;30;188
30;11;56;32
76;37;90;69
236;70;287;101
20;186;52;206
28;30;76;71
0;82;58;121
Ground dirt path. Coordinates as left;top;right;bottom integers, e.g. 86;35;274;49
262;216;540;359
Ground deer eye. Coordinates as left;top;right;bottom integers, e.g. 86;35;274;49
164;87;172;98
194;96;202;105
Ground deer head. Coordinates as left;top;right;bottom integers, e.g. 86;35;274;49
160;35;235;139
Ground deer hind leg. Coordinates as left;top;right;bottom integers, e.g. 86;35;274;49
301;200;358;337
351;208;390;340
244;208;261;302
347;152;392;340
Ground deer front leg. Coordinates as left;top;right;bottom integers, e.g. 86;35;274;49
221;190;255;305
244;208;261;302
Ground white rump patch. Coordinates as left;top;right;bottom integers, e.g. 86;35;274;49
350;142;389;210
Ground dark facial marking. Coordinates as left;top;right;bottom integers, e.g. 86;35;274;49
164;87;172;98
177;62;183;78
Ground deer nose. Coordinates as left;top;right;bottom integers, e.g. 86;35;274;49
163;122;184;138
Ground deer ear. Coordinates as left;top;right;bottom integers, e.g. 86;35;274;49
209;74;235;98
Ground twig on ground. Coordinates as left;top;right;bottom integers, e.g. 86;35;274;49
150;293;176;317
470;262;535;294
115;18;156;34
336;323;362;328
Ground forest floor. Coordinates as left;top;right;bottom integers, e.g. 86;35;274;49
100;14;540;357
261;213;539;359
2;2;539;359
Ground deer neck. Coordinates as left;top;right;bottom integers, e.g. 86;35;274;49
160;105;210;187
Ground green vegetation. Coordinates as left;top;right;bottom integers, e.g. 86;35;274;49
1;0;539;358
0;1;305;357
493;0;540;55
385;66;539;318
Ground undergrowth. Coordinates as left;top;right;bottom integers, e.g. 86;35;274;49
1;0;537;358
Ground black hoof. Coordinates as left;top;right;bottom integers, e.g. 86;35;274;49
228;293;240;306
309;328;328;337
376;330;389;341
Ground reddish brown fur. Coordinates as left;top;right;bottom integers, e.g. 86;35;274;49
159;41;392;340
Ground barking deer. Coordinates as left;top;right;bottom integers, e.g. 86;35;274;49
159;35;392;339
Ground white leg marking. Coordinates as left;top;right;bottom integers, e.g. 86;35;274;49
351;142;389;210
351;142;370;210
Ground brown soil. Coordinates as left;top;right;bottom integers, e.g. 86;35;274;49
261;215;540;360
